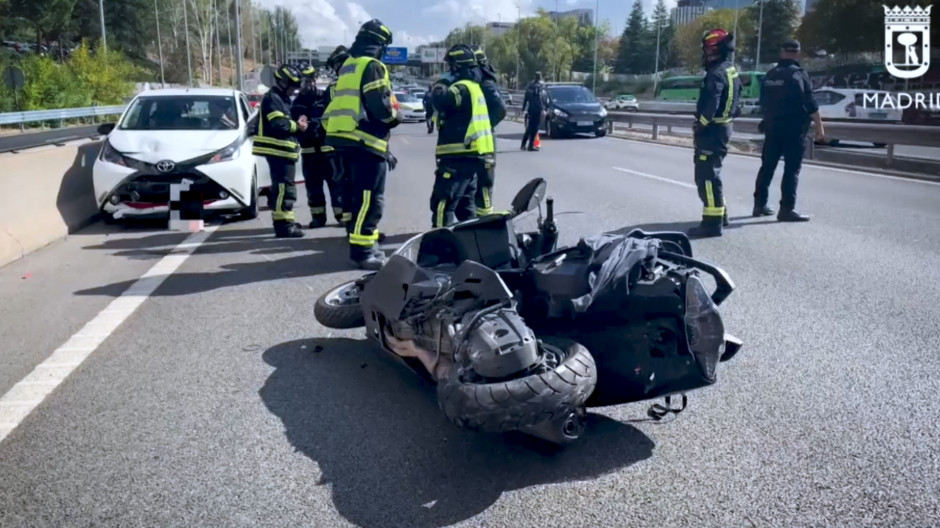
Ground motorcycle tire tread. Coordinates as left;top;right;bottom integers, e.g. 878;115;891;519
436;338;597;434
314;284;366;329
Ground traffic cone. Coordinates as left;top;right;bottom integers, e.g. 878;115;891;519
533;132;541;149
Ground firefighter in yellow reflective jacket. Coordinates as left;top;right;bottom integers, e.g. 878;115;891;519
324;19;402;270
253;64;308;238
429;44;494;228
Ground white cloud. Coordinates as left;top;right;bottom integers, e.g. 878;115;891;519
429;0;538;23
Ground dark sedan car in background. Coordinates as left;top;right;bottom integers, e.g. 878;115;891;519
543;83;609;138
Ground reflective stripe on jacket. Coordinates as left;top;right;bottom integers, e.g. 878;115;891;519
435;79;495;157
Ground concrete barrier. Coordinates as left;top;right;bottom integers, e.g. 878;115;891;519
0;140;102;268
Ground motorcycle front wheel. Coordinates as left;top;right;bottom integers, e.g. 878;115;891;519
314;280;366;329
436;337;597;438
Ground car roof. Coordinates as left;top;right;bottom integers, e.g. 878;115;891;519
135;88;240;98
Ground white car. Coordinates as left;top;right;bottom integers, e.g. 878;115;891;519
393;91;428;122
93;87;301;222
812;88;903;122
605;94;639;112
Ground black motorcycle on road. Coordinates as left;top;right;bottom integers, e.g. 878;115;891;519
315;179;743;446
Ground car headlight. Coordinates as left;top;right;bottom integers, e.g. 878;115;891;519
208;139;242;164
599;107;608;117
553;108;568;117
99;139;130;167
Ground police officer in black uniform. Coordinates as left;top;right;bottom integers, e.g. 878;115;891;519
521;72;546;151
752;39;825;222
471;45;506;216
688;28;742;238
252;64;308;238
423;89;434;134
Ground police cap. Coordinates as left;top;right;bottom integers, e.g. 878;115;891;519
781;39;801;52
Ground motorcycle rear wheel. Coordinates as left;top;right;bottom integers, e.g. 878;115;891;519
436;337;597;437
314;280;365;329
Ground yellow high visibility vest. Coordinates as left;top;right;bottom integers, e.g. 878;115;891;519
435;79;495;157
324;56;391;154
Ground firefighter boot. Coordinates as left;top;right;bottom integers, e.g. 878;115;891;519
274;220;305;238
687;216;723;239
351;247;387;271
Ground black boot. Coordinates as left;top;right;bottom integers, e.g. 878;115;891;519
687;216;723;239
308;216;327;229
723;209;730;227
274;220;305;238
753;205;775;217
350;247;386;270
777;209;810;222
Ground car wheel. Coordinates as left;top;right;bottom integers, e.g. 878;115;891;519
595;128;607;138
549;121;560;139
239;171;259;220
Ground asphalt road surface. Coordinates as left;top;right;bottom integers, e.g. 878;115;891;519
2;122;939;527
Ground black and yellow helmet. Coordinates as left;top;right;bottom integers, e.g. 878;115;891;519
357;19;393;46
445;44;476;67
326;45;349;72
274;64;302;87
470;44;487;64
300;62;316;78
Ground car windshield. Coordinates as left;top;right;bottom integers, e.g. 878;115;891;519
120;95;239;131
395;92;419;103
548;86;597;103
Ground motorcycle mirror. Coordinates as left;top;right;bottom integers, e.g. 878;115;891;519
510;178;547;216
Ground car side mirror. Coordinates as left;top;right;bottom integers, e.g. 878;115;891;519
97;122;115;135
511;177;547;216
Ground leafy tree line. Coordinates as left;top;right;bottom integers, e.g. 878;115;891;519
0;0;301;88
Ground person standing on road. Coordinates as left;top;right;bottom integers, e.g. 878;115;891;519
252;64;308;239
688;28;742;239
324;19;402;270
320;46;353;228
429;44;494;228
521;72;546;151
752;39;825;222
423;89;435;134
292;63;343;228
472;45;506;216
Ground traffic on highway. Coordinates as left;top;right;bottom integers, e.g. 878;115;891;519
1;1;939;527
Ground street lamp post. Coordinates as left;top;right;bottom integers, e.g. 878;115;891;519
731;0;740;64
755;0;765;68
516;4;521;89
154;0;165;87
226;1;234;84
214;0;223;86
234;0;244;91
553;0;558;81
592;0;599;94
183;0;193;86
98;0;107;51
654;17;662;93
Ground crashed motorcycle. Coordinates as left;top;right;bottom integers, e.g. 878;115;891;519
314;178;743;446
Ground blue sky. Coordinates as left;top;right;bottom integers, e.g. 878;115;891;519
258;0;680;51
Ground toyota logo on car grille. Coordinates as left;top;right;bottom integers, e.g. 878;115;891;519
156;160;176;173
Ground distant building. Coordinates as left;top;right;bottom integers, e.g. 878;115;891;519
486;21;515;37
672;1;713;27
547;9;594;26
703;0;743;8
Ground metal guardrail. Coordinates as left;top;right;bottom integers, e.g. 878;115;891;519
0;105;126;127
505;104;940;169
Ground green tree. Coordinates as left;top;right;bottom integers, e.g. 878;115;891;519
5;0;78;50
650;0;677;71
746;0;801;65
615;0;650;74
673;8;755;72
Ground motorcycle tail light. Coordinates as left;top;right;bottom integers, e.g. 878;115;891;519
683;275;725;382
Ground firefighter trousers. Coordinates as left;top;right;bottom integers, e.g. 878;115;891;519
302;152;343;224
268;156;297;224
693;124;730;226
345;150;387;259
431;157;480;228
474;154;496;216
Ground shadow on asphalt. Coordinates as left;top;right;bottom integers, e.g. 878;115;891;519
611;217;780;239
74;228;419;297
260;338;655;528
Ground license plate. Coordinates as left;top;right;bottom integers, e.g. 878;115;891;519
577;121;593;127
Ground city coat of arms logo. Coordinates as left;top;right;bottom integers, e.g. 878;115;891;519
884;5;933;80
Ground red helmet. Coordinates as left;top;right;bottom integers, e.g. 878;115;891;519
702;28;732;54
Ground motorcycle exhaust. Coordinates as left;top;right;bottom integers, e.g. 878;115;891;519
518;407;587;446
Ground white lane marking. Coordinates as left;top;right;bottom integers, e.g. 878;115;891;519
606;135;940;187
0;226;219;443
612;166;697;189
